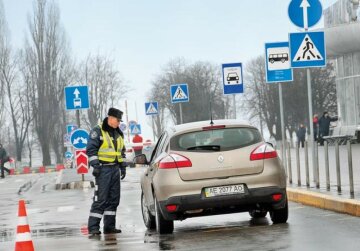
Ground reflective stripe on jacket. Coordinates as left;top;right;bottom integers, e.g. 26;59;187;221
98;124;124;163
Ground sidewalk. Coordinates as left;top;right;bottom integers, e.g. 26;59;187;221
281;143;360;217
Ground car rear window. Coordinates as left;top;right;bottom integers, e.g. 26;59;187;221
170;127;262;152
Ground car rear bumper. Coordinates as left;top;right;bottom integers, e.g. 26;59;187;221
158;186;287;221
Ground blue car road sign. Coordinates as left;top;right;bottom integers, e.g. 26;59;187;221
170;84;189;103
145;102;159;115
288;0;322;29
70;129;89;149
64;86;90;110
222;63;243;95
130;124;141;135
289;31;326;68
265;42;293;83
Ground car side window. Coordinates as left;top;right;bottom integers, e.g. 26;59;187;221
153;132;168;161
149;133;166;162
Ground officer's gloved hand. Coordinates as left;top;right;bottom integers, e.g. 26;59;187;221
120;162;126;180
90;160;101;178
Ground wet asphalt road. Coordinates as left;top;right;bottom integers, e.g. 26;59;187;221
1;168;360;251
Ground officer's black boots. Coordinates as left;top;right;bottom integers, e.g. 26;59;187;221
104;228;122;234
89;229;101;236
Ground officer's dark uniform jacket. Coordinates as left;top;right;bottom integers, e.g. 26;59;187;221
87;117;126;233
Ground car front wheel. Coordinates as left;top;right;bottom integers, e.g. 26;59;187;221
141;192;156;229
270;199;288;224
154;197;174;234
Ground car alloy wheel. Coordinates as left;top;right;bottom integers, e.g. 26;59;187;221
141;192;156;229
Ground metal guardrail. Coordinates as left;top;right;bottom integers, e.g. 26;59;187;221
286;137;356;197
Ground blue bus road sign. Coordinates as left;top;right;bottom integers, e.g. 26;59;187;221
289;31;326;68
265;42;293;83
288;0;322;29
64;86;90;110
66;124;78;135
70;129;89;149
222;63;243;95
145;102;159;115
130;124;141;135
65;151;73;159
170;84;189;103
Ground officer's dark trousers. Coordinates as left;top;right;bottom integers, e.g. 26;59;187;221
88;165;120;232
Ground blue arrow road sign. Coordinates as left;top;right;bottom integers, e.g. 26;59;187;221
70;129;89;149
65;151;73;159
265;42;293;83
222;63;243;95
170;84;189;103
289;31;326;68
130;124;141;135
64;86;90;110
145;102;159;115
288;0;322;29
66;124;78;135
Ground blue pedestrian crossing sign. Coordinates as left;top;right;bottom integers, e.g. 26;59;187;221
288;0;322;29
170;84;189;103
70;129;89;149
289;31;326;68
64;86;90;110
222;63;243;95
130;124;141;135
145;102;159;115
265;42;293;83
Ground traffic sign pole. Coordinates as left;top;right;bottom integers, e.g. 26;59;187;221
279;83;287;175
233;95;237;119
179;103;183;124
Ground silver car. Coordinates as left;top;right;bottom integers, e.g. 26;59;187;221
134;120;287;234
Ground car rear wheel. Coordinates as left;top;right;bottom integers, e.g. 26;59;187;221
154;197;174;234
249;209;267;218
141;192;156;229
270;199;288;224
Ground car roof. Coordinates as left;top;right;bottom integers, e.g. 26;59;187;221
169;119;256;136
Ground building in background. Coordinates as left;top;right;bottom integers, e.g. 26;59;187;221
324;0;360;140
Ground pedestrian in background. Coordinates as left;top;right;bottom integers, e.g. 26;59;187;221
86;108;127;236
0;144;10;178
318;111;338;146
132;134;143;156
296;124;306;148
313;114;319;142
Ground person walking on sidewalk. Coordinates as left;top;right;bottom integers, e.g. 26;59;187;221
296;124;306;148
318;111;338;146
313;114;319;142
0;144;10;178
86;108;127;236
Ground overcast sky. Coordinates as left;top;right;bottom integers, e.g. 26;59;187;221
3;0;338;140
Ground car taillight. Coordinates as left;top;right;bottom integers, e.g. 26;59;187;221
202;125;226;131
166;204;178;212
250;144;278;161
158;153;192;169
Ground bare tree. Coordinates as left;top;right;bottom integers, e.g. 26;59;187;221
78;53;128;128
24;0;73;165
148;58;229;128
243;55;337;140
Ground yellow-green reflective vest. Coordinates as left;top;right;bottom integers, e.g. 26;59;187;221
98;124;124;163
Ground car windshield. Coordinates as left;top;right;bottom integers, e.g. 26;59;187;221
170;127;262;152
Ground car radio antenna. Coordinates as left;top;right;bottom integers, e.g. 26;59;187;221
210;100;214;125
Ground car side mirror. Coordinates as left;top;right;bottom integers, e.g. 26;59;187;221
133;154;148;165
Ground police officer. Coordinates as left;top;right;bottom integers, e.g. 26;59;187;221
87;108;127;236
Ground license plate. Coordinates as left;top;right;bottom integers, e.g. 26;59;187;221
204;184;245;198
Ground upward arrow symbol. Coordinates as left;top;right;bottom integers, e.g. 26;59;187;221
300;0;310;30
73;88;80;99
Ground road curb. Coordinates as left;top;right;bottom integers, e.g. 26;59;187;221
287;187;360;217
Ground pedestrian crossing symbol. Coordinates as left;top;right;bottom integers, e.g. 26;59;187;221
170;83;189;103
130;124;141;135
289;31;326;68
145;102;159;115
